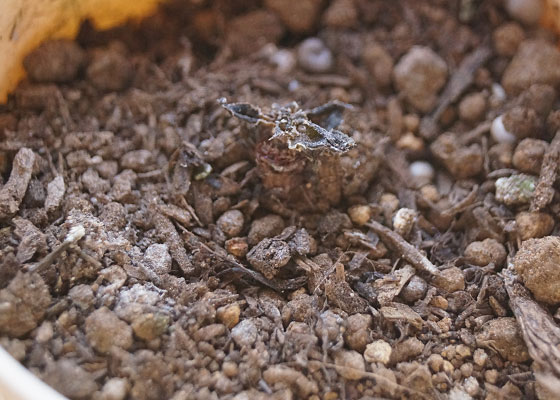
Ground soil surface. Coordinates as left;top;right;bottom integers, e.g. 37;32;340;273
1;0;560;399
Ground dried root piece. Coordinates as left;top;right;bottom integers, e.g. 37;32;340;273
502;268;560;394
365;220;440;277
530;130;560;211
152;212;195;276
0;148;36;219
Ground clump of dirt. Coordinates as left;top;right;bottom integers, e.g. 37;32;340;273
1;0;560;399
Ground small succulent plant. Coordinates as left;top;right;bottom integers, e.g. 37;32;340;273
219;98;357;211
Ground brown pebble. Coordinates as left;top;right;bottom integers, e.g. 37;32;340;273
362;43;394;88
248;214;285;246
516;211;554;240
430;133;482;179
322;0;358;28
217;210;245;237
512;138;547;174
393;46;448;112
464;238;507;267
85;307;133;353
225;237;249;258
264;0;323;33
24;39;85;83
514;236;560;304
432;267;465;293
246;238;291;279
217;303;241;329
502;106;541;140
502;39;560;95
87;47;132;91
0;272;51;338
475;317;529;362
389;337;424;364
334;350;366;380
458;92;487;123
120;150;155;173
493;22;525;57
348;205;372;226
344;313;372;352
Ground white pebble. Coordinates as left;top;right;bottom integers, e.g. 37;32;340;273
393;208;417;237
491;83;506;102
505;0;542;25
409;161;435;182
297;38;333;73
490;115;516;144
270;49;296;74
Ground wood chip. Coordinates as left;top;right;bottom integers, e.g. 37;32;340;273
503;268;560;394
530;131;560;211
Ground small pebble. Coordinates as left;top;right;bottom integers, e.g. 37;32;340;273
362;43;394;87
246;238;291;279
297;38;333;73
217;303;241;329
502;39;560;95
397;132;425;152
458;93;486;123
495;174;536;206
460;362;473;377
131;313;170;341
248;214;284;245
514;236;560;304
143;244;172;275
393;208;417;237
515;211;554;240
463;376;480;397
464;238;507;267
432;267;465;293
502;106;541;140
484;369;499;384
0;272;51;338
400;275;427;303
225;237;249;258
428;354;444;372
69;284;95;311
475;317;529;362
389;336;424;364
231;318;258;347
222;361;239;378
87;47;132;91
334;350;366;380
217;210;245;237
455;344;472;360
430;296;448;310
512;138;547;174
430;133;483;179
363;340;392;365
493;22;525;57
490;115;516;144
120;150;155;172
409;161;435;183
322;0;358;28
344;313;372;351
99;378;129;400
393;46;448;112
505;0;542;25
473;348;488;367
348;205;372;226
43;360;98;399
265;0;323;33
24;39;85;83
85;307;133;353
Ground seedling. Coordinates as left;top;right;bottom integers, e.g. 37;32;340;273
220;98;356;210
